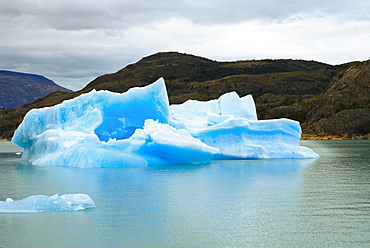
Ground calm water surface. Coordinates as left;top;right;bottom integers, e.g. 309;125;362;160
0;140;369;247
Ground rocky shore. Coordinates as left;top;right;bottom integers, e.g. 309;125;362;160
301;133;370;140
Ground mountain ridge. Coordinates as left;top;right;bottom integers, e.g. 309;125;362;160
0;70;72;110
0;52;367;139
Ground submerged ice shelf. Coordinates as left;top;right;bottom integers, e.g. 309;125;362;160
0;194;95;213
12;78;318;167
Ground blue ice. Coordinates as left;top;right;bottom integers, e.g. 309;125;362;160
12;78;318;167
0;194;95;213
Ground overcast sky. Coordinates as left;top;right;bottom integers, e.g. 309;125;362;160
1;0;369;90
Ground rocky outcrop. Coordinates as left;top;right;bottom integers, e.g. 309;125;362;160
303;60;370;135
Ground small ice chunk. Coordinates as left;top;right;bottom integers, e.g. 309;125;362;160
0;194;95;213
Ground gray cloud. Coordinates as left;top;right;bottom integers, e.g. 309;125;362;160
2;0;368;29
0;0;369;90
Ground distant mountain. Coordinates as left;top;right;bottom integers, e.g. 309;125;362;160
0;52;364;139
303;60;370;136
0;70;72;110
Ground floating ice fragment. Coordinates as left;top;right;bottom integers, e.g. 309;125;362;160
0;194;96;213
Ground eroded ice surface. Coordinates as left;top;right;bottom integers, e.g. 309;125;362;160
0;194;95;213
12;78;318;167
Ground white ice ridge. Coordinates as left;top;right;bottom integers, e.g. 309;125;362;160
12;77;318;167
0;194;96;213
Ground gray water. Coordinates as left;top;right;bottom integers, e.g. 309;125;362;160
0;140;369;247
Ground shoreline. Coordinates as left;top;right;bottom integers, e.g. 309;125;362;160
2;134;370;142
301;134;370;140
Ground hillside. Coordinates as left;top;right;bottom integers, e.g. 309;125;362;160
83;52;342;101
0;52;359;139
302;60;370;136
0;70;72;109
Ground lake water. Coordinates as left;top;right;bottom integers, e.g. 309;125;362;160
0;140;369;247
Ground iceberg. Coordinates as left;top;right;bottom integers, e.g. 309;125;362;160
12;78;318;167
0;194;96;213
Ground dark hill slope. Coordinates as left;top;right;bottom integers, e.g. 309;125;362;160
303;60;370;135
0;52;352;139
0;70;72;109
83;52;341;102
